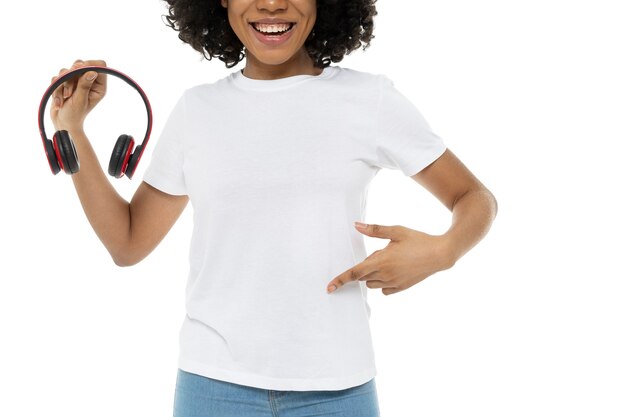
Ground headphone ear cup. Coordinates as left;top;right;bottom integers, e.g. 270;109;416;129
52;130;79;174
44;139;61;175
108;134;135;178
124;145;142;180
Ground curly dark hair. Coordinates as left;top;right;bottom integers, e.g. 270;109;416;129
163;0;378;68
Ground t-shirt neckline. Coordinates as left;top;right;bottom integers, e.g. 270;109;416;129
230;66;338;91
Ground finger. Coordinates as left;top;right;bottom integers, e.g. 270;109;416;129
364;280;386;289
51;60;82;108
89;71;107;100
50;76;58;96
50;78;61;119
51;92;62;111
354;222;402;241
52;69;69;108
358;269;382;282
382;287;400;296
326;260;377;294
57;59;88;99
56;67;69;90
62;61;88;99
83;59;107;67
55;67;75;99
72;71;100;108
83;59;108;96
63;60;88;98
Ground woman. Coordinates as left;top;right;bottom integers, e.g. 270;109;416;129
50;0;497;415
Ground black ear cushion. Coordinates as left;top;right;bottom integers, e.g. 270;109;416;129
124;145;142;180
108;134;134;178
44;139;61;175
53;130;79;174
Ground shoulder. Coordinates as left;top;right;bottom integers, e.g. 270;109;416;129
331;65;385;83
325;66;388;97
175;71;237;108
185;72;234;95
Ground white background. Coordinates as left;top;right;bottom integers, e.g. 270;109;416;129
1;0;624;416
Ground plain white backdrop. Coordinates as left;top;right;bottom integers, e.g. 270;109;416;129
1;0;624;416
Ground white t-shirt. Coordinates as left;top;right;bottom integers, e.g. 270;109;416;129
143;65;447;391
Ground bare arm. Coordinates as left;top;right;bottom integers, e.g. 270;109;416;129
411;148;498;264
326;148;497;295
51;59;188;266
70;129;188;265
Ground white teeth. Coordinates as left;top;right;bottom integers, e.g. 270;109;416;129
252;23;293;34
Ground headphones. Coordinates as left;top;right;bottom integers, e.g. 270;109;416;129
38;66;153;179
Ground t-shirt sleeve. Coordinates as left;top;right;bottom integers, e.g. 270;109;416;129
372;75;447;176
142;92;187;196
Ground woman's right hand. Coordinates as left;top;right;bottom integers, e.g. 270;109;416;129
50;59;108;133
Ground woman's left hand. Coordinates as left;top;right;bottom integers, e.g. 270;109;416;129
326;222;456;296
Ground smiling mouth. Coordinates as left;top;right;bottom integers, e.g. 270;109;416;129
250;22;296;36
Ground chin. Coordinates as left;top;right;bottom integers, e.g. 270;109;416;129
246;49;301;66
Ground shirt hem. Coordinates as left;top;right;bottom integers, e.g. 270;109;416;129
178;357;377;391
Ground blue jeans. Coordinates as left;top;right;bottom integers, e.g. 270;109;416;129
173;369;381;417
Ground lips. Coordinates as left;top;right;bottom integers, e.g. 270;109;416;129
248;21;297;46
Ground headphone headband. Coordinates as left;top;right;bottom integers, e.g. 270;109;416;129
38;66;153;179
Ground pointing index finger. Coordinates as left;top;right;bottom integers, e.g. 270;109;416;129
326;260;374;294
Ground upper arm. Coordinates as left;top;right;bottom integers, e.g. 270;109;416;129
121;181;189;265
411;148;488;212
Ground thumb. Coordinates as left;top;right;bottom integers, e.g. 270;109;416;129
354;221;397;240
71;71;98;108
76;71;98;93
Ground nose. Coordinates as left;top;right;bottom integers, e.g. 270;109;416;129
255;0;288;12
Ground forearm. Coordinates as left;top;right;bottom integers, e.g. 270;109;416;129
441;187;498;264
68;129;131;262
